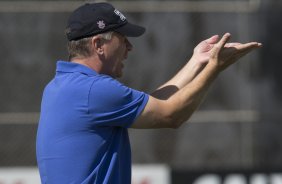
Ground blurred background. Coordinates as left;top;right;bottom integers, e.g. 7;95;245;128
0;0;281;183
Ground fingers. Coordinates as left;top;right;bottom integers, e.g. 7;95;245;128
235;42;262;50
222;41;262;64
211;33;231;57
225;43;241;47
208;33;262;71
229;42;262;60
233;43;261;59
205;35;219;44
216;33;231;50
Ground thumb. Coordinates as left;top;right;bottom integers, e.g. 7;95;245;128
205;35;220;44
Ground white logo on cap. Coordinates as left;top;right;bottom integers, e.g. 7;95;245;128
114;9;126;21
97;20;106;29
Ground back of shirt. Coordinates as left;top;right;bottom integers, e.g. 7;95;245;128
36;61;148;184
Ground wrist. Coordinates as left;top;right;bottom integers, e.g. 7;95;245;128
205;60;221;75
187;56;207;73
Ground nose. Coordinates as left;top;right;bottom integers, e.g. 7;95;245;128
125;38;133;51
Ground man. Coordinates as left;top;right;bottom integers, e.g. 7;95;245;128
36;2;261;184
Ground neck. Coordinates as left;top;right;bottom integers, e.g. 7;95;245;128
71;56;102;73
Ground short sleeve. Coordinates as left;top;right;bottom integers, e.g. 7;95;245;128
88;76;149;127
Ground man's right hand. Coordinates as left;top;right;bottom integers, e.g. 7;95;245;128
209;33;262;72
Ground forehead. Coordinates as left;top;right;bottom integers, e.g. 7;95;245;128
112;32;127;40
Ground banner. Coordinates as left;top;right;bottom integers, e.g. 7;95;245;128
132;164;171;184
0;165;171;184
0;168;40;184
172;171;282;184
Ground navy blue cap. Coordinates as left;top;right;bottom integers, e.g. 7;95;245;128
66;3;146;41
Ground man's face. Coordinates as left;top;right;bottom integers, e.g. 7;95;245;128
102;32;133;78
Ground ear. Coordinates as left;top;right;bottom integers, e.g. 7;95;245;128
91;36;104;55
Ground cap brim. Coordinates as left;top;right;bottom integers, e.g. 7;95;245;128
114;22;145;37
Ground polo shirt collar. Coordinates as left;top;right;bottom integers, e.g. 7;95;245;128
56;60;98;76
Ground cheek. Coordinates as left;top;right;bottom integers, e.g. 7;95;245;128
104;41;126;65
113;47;126;61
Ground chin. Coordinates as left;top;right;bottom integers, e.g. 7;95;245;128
116;74;122;78
111;73;122;79
115;70;123;78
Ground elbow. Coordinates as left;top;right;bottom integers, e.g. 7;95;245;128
165;109;194;129
171;119;185;129
170;122;182;129
164;115;185;129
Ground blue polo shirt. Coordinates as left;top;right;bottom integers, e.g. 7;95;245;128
36;61;149;184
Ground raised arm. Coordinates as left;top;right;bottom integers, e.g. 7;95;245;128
132;33;261;129
151;35;220;100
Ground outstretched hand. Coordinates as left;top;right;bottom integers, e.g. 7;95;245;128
209;33;262;71
191;35;220;66
190;34;262;71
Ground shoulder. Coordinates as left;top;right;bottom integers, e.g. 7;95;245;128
88;75;148;111
91;75;127;91
87;75;149;127
89;75;143;99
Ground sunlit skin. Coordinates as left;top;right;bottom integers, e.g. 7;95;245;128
99;32;133;78
71;32;133;79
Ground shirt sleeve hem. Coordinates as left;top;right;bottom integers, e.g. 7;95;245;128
126;93;149;128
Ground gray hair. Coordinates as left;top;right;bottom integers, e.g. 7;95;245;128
67;31;114;60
